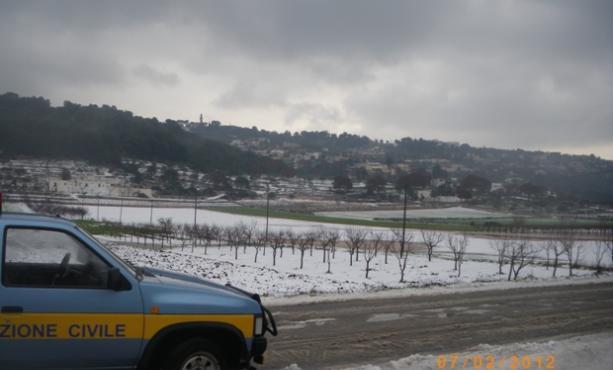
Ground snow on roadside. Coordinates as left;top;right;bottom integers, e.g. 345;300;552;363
329;331;613;370
106;240;608;300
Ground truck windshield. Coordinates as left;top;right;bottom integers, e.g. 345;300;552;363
75;226;141;277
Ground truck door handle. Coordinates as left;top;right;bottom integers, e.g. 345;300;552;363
1;306;23;313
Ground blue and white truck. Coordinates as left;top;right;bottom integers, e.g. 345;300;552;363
0;199;276;370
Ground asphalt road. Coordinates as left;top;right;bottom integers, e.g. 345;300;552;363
263;282;613;369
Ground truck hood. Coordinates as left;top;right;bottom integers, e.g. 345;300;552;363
137;267;262;315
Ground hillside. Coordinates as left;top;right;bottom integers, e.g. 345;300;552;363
1;92;611;203
0;93;291;176
187;122;613;203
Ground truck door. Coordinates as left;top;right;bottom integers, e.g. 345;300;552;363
0;226;144;369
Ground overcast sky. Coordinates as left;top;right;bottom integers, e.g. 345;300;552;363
1;1;611;159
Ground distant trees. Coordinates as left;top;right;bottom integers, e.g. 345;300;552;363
61;168;71;180
431;164;448;179
332;175;353;193
365;175;386;195
396;170;431;191
519;182;547;198
234;176;250;189
457;174;491;199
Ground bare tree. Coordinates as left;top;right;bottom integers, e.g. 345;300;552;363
269;231;285;266
420;230;444;262
550;238;565;277
203;225;214;255
506;239;536;281
225;226;242;260
253;231;266;263
391;228;413;283
210;225;223;249
327;230;340;260
594;241;608;274
324;230;340;273
604;227;613;265
364;232;384;278
447;234;468;277
318;229;330;263
346;228;369;266
560;231;577;276
542;239;555;270
286;230;298;256
242;221;257;254
447;234;467;273
176;224;191;252
158;218;173;250
381;231;394;264
296;233;314;269
489;238;510;275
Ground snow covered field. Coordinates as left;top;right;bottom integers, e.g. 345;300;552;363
323;331;613;370
317;206;510;220
106;239;600;298
84;204;611;268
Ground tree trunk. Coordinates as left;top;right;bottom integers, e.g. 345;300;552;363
507;261;514;281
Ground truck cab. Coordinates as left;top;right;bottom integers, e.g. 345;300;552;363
0;212;276;370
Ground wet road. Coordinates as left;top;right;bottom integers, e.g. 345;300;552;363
264;282;613;369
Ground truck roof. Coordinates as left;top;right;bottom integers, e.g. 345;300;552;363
0;212;76;227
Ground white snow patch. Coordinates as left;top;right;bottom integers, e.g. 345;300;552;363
366;313;415;323
278;318;336;331
343;332;613;370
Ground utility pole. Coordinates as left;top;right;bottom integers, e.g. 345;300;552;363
96;196;100;221
149;199;153;225
119;198;123;224
264;187;270;256
400;185;408;258
193;196;198;251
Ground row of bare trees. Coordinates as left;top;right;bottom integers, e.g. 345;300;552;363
114;218;611;283
489;229;613;280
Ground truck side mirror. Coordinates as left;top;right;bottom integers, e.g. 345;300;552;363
107;268;131;291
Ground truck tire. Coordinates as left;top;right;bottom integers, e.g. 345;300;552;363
163;338;228;370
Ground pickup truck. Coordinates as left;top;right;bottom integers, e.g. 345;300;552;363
0;210;277;370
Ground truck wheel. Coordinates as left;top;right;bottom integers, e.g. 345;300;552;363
163;338;227;370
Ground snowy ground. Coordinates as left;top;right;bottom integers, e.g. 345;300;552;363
105;238;603;298
322;331;613;370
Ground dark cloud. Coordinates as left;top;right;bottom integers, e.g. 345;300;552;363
0;0;611;157
132;65;179;87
